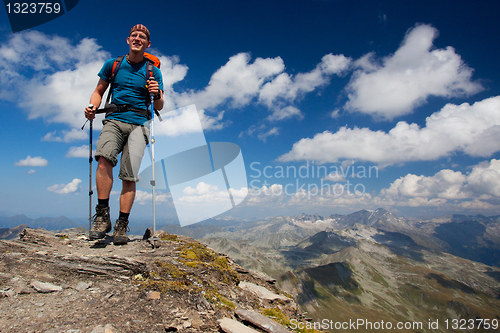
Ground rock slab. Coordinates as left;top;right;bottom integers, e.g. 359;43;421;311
218;318;260;333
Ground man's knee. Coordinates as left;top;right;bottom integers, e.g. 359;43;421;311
122;179;136;191
97;157;113;172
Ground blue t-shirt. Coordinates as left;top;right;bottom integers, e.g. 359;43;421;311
98;56;164;125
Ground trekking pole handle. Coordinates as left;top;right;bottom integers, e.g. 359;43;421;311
148;77;156;96
81;104;95;130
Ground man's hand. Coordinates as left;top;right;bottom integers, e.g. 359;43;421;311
85;104;96;120
147;78;160;98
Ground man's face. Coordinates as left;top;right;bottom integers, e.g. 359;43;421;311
127;31;150;52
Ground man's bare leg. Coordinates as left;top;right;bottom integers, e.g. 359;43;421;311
96;157;113;200
120;180;136;214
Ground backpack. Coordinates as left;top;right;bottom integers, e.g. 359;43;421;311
101;52;162;119
108;52;161;89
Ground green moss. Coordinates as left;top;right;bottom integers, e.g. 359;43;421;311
260;307;324;333
161;234;179;242
154;260;185;278
139;279;193;294
178;242;217;261
203;286;236;309
135;253;238;312
177;242;240;284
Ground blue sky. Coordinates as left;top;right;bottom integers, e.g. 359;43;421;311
1;0;500;222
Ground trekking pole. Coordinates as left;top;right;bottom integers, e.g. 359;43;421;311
149;82;158;248
81;104;94;237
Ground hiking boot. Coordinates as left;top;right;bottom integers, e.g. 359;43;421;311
89;206;112;240
113;219;129;245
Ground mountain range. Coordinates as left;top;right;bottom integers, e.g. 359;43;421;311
2;208;500;332
177;208;500;332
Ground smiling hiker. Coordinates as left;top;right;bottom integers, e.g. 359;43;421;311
84;24;164;245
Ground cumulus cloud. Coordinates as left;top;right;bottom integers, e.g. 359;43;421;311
267;106;303;122
134;190;171;205
176;53;285;110
465;159;500;197
66;145;91;158
243;159;500;214
155;106;225;137
14;155;48;167
323;172;347;182
176;52;350;127
239;124;280;142
381;159;500;209
242;182;376;215
259;54;351;107
345;24;483;120
257;127;280;142
42;128;88;142
381;169;468;200
278;96;500;166
0;31;110;128
47;178;82;194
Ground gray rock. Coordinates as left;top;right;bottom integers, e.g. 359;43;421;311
218;318;260;333
90;324;116;333
30;281;63;293
236;308;292;333
238;282;291;302
0;289;15;297
75;281;92;292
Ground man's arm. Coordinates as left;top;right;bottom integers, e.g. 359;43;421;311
85;78;109;119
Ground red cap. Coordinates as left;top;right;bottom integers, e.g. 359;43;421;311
129;24;150;40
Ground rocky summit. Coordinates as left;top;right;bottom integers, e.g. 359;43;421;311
0;228;306;333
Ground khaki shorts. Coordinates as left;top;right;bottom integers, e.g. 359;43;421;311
95;119;150;182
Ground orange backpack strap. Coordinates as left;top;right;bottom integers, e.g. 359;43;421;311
144;52;161;68
144;52;160;79
103;56;124;108
109;55;124;83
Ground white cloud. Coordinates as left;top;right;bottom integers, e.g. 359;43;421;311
156;106;225;136
279;96;500;166
42;128;88;142
0;31;110;128
381;169;468;200
267;106;303;122
239;124;280;142
345;24;483;120
47;178;82;194
14;155;48;167
174;52;350;127
178;182;234;205
155;54;189;112
241;159;500;215
66;145;92;158
380;159;500;209
176;53;285;110
323;172;346;182
134;190;171;205
465;159;500;197
257;127;280;142
259;54;351;107
183;182;219;196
